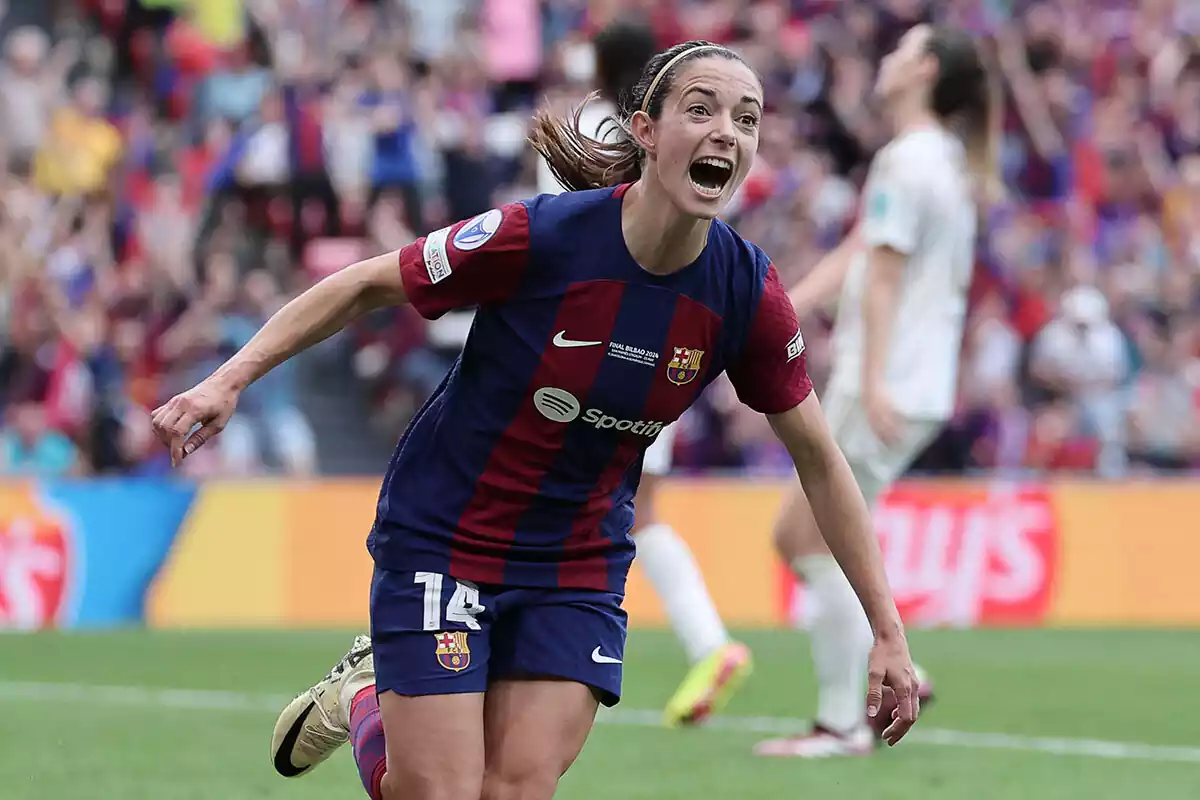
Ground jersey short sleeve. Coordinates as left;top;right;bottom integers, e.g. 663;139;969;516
860;144;927;256
398;203;532;320
727;265;814;415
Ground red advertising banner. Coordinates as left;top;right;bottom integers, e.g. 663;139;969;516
781;482;1059;628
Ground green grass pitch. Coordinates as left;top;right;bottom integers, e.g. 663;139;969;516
2;628;1198;799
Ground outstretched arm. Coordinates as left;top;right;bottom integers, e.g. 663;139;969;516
152;252;406;465
153;202;535;465
218;252;406;393
768;396;897;636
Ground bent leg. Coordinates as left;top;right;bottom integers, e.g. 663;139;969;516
480;679;599;800
377;691;486;800
368;566;494;798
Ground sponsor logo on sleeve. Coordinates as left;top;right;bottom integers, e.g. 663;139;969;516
785;329;805;362
423;226;452;284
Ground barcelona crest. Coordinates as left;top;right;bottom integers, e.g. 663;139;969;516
434;631;471;672
666;347;705;386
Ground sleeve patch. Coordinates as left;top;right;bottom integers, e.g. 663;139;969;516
452;208;504;251
786;329;805;363
423;226;452;284
867;188;888;220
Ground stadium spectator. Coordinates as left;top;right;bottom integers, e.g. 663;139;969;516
1;0;1199;478
1029;285;1130;474
33;75;122;197
0;400;80;477
1126;314;1200;470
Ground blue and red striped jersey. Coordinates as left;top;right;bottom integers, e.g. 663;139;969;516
368;185;812;593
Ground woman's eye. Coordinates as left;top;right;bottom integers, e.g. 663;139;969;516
688;105;710;116
740;114;760;127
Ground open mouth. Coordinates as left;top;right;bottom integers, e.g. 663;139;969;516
688;156;734;198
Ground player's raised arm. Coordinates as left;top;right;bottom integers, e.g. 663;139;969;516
152;203;534;466
726;265;918;745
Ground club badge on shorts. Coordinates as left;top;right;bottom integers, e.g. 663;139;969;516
666;347;704;386
434;631;471;672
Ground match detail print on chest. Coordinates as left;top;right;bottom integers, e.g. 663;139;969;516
531;284;719;430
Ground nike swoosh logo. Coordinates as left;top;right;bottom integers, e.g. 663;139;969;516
273;699;316;777
553;331;602;348
591;646;622;665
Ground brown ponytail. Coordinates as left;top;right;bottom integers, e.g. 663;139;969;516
528;93;643;192
964;61;1004;204
528;39;749;193
927;28;1005;205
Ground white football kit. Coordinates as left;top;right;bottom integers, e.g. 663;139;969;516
824;125;978;502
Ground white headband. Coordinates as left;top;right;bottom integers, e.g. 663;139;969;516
639;44;730;115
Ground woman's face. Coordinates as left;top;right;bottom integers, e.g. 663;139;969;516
875;24;935;101
639;56;763;220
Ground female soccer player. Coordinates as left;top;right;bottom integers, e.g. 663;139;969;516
538;19;752;729
152;40;921;800
755;25;999;759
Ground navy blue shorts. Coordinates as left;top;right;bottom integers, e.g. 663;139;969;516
369;567;628;707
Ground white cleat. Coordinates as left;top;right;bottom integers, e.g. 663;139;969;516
271;634;375;778
753;724;875;758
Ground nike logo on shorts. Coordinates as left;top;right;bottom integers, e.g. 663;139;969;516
591;646;622;664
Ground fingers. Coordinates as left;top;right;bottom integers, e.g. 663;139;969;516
865;664;885;718
882;712;915;746
882;670;920;746
879;410;902;446
151;396;207;467
183;423;222;459
895;676;917;724
152;404;186;447
170;436;186;469
869;406;901;446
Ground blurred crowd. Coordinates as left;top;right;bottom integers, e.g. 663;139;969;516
0;0;1198;479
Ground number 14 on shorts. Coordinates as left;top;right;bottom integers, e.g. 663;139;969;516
414;571;486;631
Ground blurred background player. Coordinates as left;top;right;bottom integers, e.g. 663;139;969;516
537;19;752;728
755;24;998;759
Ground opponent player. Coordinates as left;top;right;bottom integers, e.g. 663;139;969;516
152;41;922;800
537;20;752;729
754;25;999;759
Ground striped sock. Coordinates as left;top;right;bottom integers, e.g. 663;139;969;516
350;687;387;799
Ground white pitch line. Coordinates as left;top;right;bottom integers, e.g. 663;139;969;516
2;681;1198;765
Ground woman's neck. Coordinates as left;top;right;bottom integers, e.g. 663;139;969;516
620;179;711;275
886;93;942;140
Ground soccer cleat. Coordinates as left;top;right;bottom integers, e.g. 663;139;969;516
663;641;753;727
753;723;875;758
271;634;375;778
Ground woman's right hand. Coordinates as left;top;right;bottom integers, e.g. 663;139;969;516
151;376;241;467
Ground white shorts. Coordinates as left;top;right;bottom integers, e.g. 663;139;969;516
642;421;678;476
822;388;942;508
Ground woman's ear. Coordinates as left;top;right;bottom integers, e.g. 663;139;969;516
630;110;656;157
